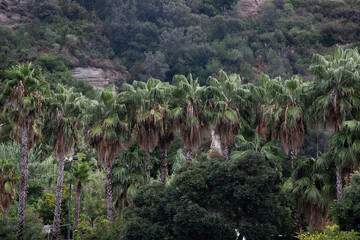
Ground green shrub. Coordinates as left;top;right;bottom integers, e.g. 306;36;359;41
0;212;45;240
34;53;72;73
73;217;123;240
298;225;360;240
330;171;360;231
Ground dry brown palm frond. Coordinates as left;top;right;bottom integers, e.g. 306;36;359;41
134;122;159;153
216;117;241;147
305;202;328;230
327;104;343;132
180;122;202;151
280;117;306;154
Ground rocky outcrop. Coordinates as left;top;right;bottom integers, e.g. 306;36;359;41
235;0;265;17
0;0;31;30
72;67;126;89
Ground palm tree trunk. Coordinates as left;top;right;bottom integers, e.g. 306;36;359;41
52;152;66;240
145;151;151;185
186;148;192;162
120;185;128;220
105;161;114;223
17;126;29;240
336;166;343;199
73;181;82;230
222;144;230;162
290;151;302;235
161;149;168;184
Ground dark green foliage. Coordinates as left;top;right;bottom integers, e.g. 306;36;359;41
38;190;69;225
33;0;60;21
123;151;284;240
74;217;123;240
72;0;360;83
331;172;360;232
45;71;95;99
34;53;72;73
123;217;166;240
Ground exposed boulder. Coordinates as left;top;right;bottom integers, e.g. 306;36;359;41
71;67;127;89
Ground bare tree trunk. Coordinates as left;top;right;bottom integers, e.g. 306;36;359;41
73;181;82;230
120;185;128;220
222;144;230;162
210;129;222;155
336;166;343;199
161;149;168;184
145;151;151;185
17;126;29;240
186;148;192;162
290;151;302;235
52;153;66;240
105;161;114;223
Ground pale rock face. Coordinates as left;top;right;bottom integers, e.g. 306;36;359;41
72;67;123;89
0;0;31;30
235;0;265;17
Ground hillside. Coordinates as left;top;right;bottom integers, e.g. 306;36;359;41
1;0;360;88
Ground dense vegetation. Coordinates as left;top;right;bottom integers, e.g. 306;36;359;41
1;0;360;86
1;0;360;240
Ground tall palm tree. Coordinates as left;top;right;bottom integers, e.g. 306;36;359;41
2;63;48;239
45;84;84;240
309;47;360;199
157;81;175;184
85;85;128;222
121;79;167;184
70;161;92;230
172;74;206;162
0;158;19;217
293;154;335;229
204;70;250;162
257;74;309;234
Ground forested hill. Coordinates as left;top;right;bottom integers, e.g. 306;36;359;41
1;0;360;88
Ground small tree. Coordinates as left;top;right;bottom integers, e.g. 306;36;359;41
70;161;92;230
0;158;19;217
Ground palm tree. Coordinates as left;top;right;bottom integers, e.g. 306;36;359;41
45;84;83;240
85;85;128;222
257;74;309;234
70;160;92;230
332;120;360;188
121;79;168;184
112;147;145;219
0;158;19;217
172;74;206;162
293;154;335;229
231;134;285;170
157;82;175;184
309;47;360;199
2;63;48;239
204;70;250;162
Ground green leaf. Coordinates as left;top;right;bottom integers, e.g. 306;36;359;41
287;106;301;119
90;124;102;136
